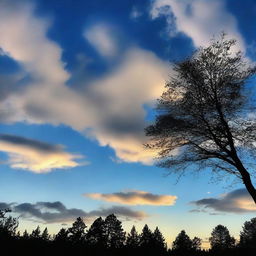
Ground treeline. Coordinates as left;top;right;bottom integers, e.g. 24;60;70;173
0;209;255;256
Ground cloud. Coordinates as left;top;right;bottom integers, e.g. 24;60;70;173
80;48;169;164
0;202;12;210
0;134;83;173
130;7;142;20
0;0;70;124
0;1;169;165
21;48;168;164
0;201;148;223
89;206;148;220
190;189;256;214
84;190;177;206
0;0;69;84
150;0;245;51
84;24;118;58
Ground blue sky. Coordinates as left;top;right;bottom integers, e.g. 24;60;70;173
0;0;256;248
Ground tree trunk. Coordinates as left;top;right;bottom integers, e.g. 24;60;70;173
235;163;256;204
241;170;256;204
215;103;256;203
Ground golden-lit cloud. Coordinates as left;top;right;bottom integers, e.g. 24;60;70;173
191;189;256;213
0;134;83;173
84;190;177;206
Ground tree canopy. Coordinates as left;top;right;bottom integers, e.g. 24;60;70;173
68;217;87;243
0;209;18;238
145;34;256;203
239;217;256;248
209;224;235;251
172;230;193;253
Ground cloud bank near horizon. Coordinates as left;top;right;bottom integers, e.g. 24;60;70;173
0;201;148;223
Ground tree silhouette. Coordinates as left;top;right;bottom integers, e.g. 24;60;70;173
172;230;192;255
152;227;167;254
0;209;18;238
41;227;50;241
145;34;256;203
30;226;41;239
23;229;29;240
140;224;153;249
54;228;69;242
16;230;21;237
68;217;87;244
192;236;202;251
86;217;106;248
104;214;126;249
126;226;140;249
0;211;255;256
239;217;256;249
209;225;235;251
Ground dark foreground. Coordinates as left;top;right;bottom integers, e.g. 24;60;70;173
1;209;255;256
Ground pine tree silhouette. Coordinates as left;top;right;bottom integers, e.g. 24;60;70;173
104;214;126;249
126;226;140;249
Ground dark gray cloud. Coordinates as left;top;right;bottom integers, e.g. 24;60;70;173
0;74;18;100
0;201;148;223
14;202;86;223
89;206;148;220
0;134;62;153
37;201;67;211
0;74;25;123
103;115;145;137
190;189;256;214
0;202;12;210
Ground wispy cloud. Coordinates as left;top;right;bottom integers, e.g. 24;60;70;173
0;0;69;84
0;201;148;223
84;190;177;206
130;6;142;20
0;134;84;173
84;24;118;58
190;189;256;214
150;0;245;51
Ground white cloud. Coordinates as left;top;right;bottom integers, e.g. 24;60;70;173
84;24;118;58
0;1;69;84
23;48;169;164
0;134;83;173
85;48;169;164
0;2;169;165
150;0;245;51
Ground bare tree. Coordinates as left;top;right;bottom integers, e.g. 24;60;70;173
145;34;256;203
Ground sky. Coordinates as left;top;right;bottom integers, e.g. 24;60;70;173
0;0;256;249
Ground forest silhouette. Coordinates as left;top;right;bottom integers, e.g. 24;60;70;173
0;209;255;256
